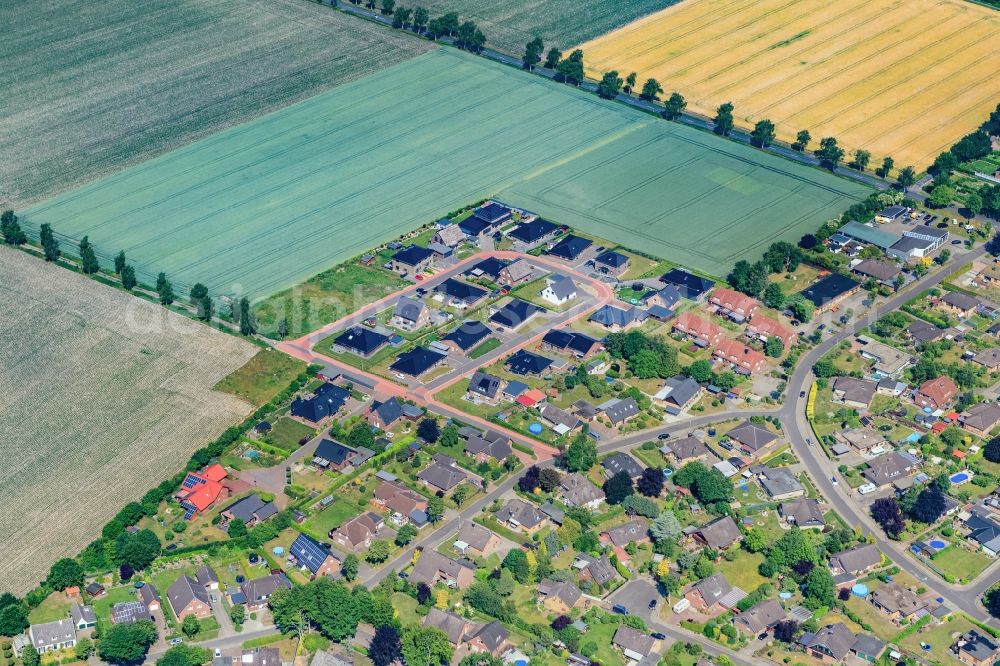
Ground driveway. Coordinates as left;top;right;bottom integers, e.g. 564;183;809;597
606;577;662;622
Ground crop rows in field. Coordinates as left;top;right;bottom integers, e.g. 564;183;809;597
414;0;679;54
576;0;1000;169
0;247;257;595
499;118;869;272
23;49;868;299
0;0;432;209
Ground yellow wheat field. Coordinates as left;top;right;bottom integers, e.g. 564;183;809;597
577;0;1000;169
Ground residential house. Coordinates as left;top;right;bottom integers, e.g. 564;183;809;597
459;202;512;237
612;625;656;661
835;428;886;455
221;494;278;528
654;376;703;415
331;512;383;551
241;574;292;611
369;397;405;429
334;326;389;358
312;439;356;472
573;553;619;587
802;274;861;313
196;565;218;591
856;336;914;378
455;523;501;558
726;421;779;458
490;299;544;330
602;398;641;426
801;623;856;663
691;516;742;550
465;622;510;657
28;619;76;654
907;320;945;344
779;498;825;529
685;573;741;613
710;287;760;321
965;509;1000;557
601;452;644;479
746;314;797;349
963;402;1000;437
433;224;466;248
673;312;724;347
176;463;229;519
290;381;350;424
659;269;713;300
661;435;712;466
733;599;785;636
832;377;878;409
167;575;212;621
70;604;96;631
973;348;1000;372
136;585;159;613
505;349;553;375
537;580;583;614
422;608;474;646
941;291;980;318
547;234;592;261
829;544;882;577
559;473;606;510
915;376;959;411
111;601;151;625
466;371;502;405
540;275;578;306
498;499;548;533
442;321;492;354
713;339;768;375
390;346;447;378
418;456;469;493
498;259;534;286
588;304;645;331
952;631;1000;666
410;550;475;589
863;450;919;487
540;402;582;436
600;519;649;547
391;296;430;331
852;259;901;285
389;245;434;276
642;285;683;312
434;278;488;309
594;251;630;277
373;479;428;524
290;532;341;578
540;329;601;359
758;467;804;500
852;635;888;663
870;583;926;622
509;218;558;246
463;429;512;462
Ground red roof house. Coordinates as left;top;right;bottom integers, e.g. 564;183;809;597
713;339;768;375
517;389;546;407
710;287;760;320
915;376;959;411
176;464;229;518
673;312;724;347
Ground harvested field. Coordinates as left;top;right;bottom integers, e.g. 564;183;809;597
24;49;865;299
415;0;678;54
498;120;869;273
576;0;1000;168
0;0;432;209
0;247;257;594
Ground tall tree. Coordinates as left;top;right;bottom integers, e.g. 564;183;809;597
97;621;157;665
370;625;402;666
639;78;662;102
750;119;775;148
412;7;429;32
815;137;844;170
156;273;174;305
637;467;664;497
522;37;544;70
870;497;905;537
713;102;735;136
40;223;59;262
555;50;584;85
544;47;562;69
239;297;256;335
564;431;597;472
850;149;870;171
121;265;137;291
875;156;894;178
0;210;26;246
417;417;440;442
380;0;394;14
624;72;637;94
791;129;810;152
401;626;453;666
661;92;686;120
603;471;634;505
596;70;623;100
114;250;127;275
79;236;100;274
341;554;359;581
392;7;412;28
47;558;84;590
897;166;916;190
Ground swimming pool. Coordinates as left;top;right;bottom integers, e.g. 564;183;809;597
928;539;947;550
950;471;972;485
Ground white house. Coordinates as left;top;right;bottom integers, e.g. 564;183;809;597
541;275;577;306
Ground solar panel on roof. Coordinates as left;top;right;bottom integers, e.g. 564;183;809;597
182;475;199;488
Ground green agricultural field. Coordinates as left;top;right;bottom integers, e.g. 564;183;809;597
1;0;431;208
24;49;867;301
416;0;680;54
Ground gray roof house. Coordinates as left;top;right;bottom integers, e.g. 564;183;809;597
497;498;548;531
602;398;640;425
418;457;469;492
70;604;96;630
467;371;502;402
241;573;292;608
28;619;76;653
661;435;711;463
601;519;648;547
655;375;702;415
692;516;742;550
829;544;882;576
733;599;785;635
222;494;278;526
601;452;644;479
726;421;778;455
559;473;606;509
758;467;805;500
613;625;656;660
801;624;856;661
463;429;512;461
779;497;826;529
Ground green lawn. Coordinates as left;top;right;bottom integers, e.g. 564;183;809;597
28;592;73;624
582;621;626;666
715;551;768;591
392;592;424;625
898;614;980;664
302;497;367;540
468;337;504;360
930;543;994;583
214;349;307;406
93;586;139;631
266;417;316;452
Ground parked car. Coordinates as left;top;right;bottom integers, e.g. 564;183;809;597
648;599;658;610
799;390;806;398
657;433;671;440
612;604;629;615
169;639;183;646
652;632;666;640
